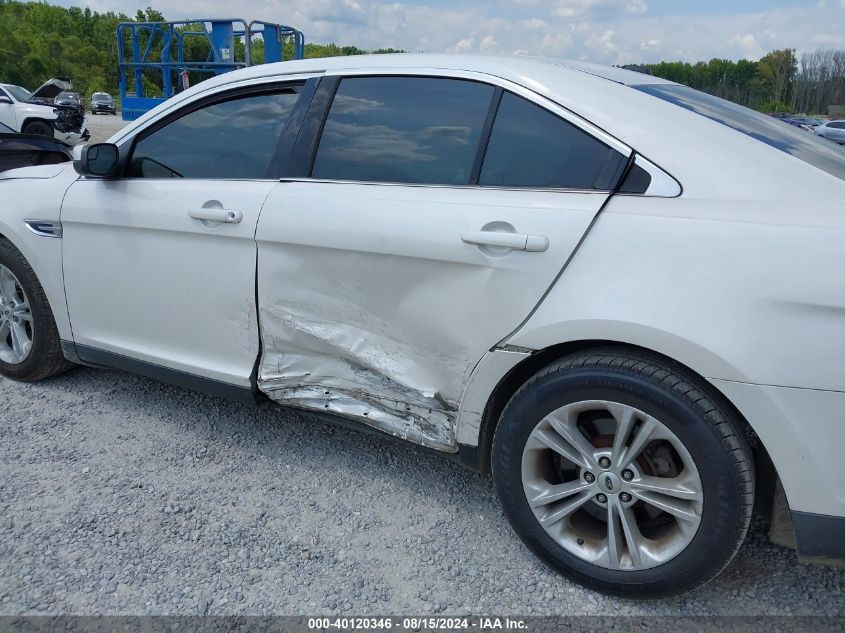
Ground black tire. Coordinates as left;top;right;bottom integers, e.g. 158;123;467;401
0;238;74;381
492;348;754;598
22;120;54;137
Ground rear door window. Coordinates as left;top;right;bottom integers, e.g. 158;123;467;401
480;92;626;190
311;77;494;185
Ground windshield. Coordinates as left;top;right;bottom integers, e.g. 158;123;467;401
92;93;110;101
5;85;32;102
634;84;845;182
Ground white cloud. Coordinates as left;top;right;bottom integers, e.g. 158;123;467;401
539;32;574;56
521;18;548;30
449;37;475;53
733;33;759;52
56;0;845;65
479;34;498;51
586;29;618;57
625;0;647;15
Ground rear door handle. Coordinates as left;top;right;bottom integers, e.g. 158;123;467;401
189;208;243;224
461;231;549;252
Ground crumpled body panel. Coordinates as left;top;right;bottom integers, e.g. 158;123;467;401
258;300;465;451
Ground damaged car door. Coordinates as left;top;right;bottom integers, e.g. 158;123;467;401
61;83;305;390
255;73;631;450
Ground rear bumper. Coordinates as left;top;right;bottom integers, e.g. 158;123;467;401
709;379;845;518
792;511;845;566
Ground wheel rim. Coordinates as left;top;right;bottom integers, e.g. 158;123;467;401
0;264;33;365
521;400;703;571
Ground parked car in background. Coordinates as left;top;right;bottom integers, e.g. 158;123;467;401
0;77;88;144
55;91;83;113
785;116;825;131
0;120;72;172
0;54;843;598
90;92;116;115
814;120;845;144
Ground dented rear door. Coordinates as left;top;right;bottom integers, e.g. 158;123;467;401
254;73;628;451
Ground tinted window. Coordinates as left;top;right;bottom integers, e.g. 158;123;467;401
128;88;300;179
618;162;652;194
312;77;494;185
480;93;625;190
5;85;31;102
634;84;845;182
830;122;845;129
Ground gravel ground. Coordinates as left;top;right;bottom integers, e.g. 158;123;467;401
83;113;129;144
0;367;843;616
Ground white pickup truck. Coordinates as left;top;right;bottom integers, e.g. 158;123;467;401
0;77;89;145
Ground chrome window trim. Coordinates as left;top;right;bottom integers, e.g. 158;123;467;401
278;177;612;195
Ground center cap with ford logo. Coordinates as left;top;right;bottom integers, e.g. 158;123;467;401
598;472;621;495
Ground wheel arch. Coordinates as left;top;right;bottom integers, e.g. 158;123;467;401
20;117;55;134
0;223;72;343
471;339;778;519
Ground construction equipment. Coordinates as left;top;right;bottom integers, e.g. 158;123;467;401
117;19;305;121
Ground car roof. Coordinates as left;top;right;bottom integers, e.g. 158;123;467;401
200;53;676;88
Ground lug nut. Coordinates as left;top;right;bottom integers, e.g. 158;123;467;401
583;472;595;483
599;457;611;469
620;492;632;503
595;493;607;504
621;469;634;481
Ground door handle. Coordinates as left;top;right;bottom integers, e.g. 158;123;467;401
189;208;243;224
461;231;549;252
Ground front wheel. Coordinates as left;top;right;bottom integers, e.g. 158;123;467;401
22;120;54;137
0;239;73;381
492;348;754;598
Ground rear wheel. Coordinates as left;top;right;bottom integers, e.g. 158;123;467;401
0;239;73;381
22;120;53;137
492;348;754;598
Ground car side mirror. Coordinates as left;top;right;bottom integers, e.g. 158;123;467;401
0;96;12;105
74;143;119;178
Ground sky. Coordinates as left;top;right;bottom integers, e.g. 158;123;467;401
52;0;845;64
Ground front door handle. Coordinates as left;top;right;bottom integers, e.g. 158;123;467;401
189;208;243;224
461;231;549;252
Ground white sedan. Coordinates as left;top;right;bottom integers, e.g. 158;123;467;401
0;54;843;598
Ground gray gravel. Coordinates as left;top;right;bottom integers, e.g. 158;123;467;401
83;113;129;144
1;367;843;616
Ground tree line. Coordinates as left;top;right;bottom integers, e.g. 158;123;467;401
626;48;845;115
1;0;842;116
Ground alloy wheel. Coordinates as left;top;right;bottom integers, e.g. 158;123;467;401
521;400;703;571
0;264;34;365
